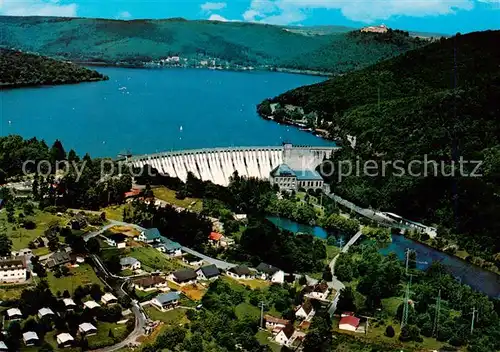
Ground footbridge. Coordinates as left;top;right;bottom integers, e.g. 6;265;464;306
129;144;339;186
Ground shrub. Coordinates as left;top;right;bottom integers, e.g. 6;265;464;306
385;325;395;338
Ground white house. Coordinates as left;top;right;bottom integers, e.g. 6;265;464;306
274;326;295;346
38;308;55;319
196;264;220;281
79;322;97;336
63;298;77;310
0;256;27;283
23;331;39;346
6;308;22;320
83;300;101;309
226;265;252;280
305;282;330;300
132;276;169;292
56;333;74;348
256;263;285;284
0;341;8;351
105;233;127;248
170;269;198;286
264;315;290;330
338;315;360;332
101;293;118;305
295;300;315;320
120;257;141;271
138;228;162;243
151;292;180;311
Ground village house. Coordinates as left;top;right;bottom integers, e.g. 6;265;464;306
304;282;330;300
45;251;72;269
10;248;32;257
170;268;198;286
182;253;204;267
196;264;220;281
264;315;290;331
63;298;77;310
105;233;128;248
83;300;101;309
0;256;27;283
151;292;180;311
154;238;182;257
274;325;295;346
0;341;7;351
256;262;285;284
120;257;141;271
6;308;23;320
207;232;233;248
79;322;97;336
56;333;74;348
101;293;118;305
295;300;315;320
38;308;55;319
23;331;39;346
138;228;162;244
226;265;252;280
339;315;361;332
69;213;88;230
133;276;169;292
124;188;141;200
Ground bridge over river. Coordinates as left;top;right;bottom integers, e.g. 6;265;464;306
129;144;339;186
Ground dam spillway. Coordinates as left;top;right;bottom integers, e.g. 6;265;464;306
129;145;339;186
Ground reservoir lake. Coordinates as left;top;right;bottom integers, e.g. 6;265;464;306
0;67;332;157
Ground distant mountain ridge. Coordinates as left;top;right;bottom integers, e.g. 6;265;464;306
0;15;427;74
0;48;108;88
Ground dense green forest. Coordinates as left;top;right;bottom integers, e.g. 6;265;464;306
0;16;426;73
259;30;500;258
0;48;107;87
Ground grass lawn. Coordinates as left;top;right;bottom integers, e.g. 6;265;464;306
101;204;128;221
127;246;187;272
46;264;105;295
255;330;281;352
32;246;51;256
0;284;31;300
0;210;70;250
326;245;341;261
145;306;190;325
382;297;403;317
153;187;203;212
87;322;130;349
224;276;270;290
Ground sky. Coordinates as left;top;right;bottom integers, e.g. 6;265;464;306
0;0;498;34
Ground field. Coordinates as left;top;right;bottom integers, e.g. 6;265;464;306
101;204;128;221
153;187;203;212
106;224;140;237
255;330;281;352
127;246;187;272
86;322;131;349
0;210;70;250
145;306;190;325
0;284;31;300
45;264;105;294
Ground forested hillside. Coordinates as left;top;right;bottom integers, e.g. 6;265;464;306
0;48;107;87
0;16;426;74
259;30;500;257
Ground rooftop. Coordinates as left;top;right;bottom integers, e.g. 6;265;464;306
198;264;220;278
155;291;180;305
38;308;54;317
133;275;166;287
173;268;197;282
339;315;360;327
106;233;127;243
120;257;139;266
143;228;162;240
83;300;101;309
161;237;182;251
293;169;323;181
79;322;97;332
256;262;281;275
23;331;38;341
270;164;296;178
229;264;251;276
208;232;223;241
265;314;290;326
56;333;74;344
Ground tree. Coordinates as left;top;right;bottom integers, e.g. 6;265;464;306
336;287;356;313
385;325;395;338
50;139;66;163
0;234;13;256
322;265;333;281
87;237;100;254
23;202;35;216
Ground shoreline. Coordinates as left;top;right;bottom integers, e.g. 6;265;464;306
74;61;335;78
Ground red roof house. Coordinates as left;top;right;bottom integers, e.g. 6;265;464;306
339;316;360;332
208;232;223;241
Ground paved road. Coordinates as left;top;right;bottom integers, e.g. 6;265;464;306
341;230;363;253
327;230;363;293
181;246;236;270
84;220;145;242
90;254;148;352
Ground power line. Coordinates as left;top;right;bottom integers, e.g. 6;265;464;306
433;289;441;337
258;301;266;329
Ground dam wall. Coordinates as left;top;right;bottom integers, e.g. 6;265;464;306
129;145;339;186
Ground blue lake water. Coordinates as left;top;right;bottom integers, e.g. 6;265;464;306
0;67;332;157
270;217;500;298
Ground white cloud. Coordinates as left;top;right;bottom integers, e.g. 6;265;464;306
201;2;227;12
118;11;132;19
0;0;77;16
208;14;230;21
242;0;483;25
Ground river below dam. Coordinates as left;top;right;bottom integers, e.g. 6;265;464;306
268;216;500;298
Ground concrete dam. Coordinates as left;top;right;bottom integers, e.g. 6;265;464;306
129;144;339;186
